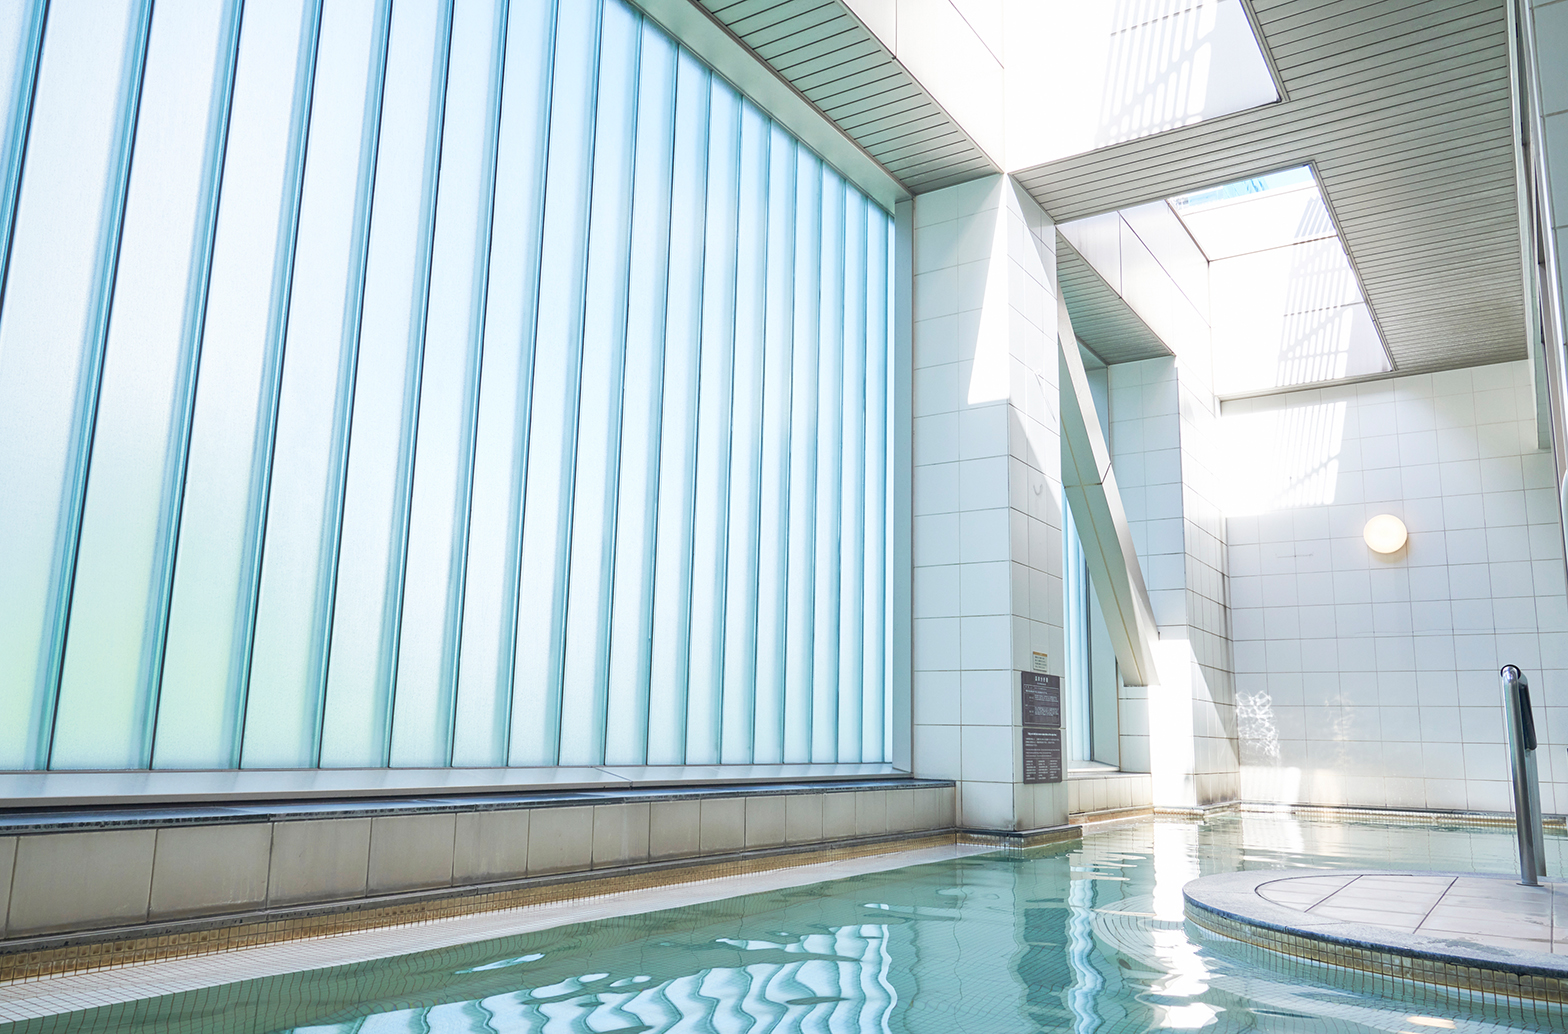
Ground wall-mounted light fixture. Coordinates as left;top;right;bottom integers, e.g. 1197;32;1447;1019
1363;514;1408;554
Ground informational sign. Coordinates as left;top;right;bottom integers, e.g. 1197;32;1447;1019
1020;672;1061;730
1023;727;1063;784
1021;671;1062;784
1031;651;1049;673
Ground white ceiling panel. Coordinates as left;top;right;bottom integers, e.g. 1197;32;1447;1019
695;0;999;192
1014;0;1525;376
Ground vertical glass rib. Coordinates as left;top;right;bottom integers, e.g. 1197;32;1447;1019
719;101;768;764
645;51;708;766
836;191;867;762
558;0;639;768
0;0;149;770
751;126;794;765
242;0;390;769
811;169;845;763
0;0;895;774
451;0;553;768
602;18;675;767
53;0;237;770
781;148;820;764
863;210;889;762
508;0;601;767
319;0;449;768
884;224;896;762
155;0;319;770
684;78;740;767
390;0;502;768
0;1;42;276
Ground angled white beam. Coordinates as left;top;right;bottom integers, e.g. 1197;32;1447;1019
1057;294;1162;686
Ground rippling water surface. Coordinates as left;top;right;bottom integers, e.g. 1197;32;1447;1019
14;813;1568;1033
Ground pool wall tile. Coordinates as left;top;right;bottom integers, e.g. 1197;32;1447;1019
699;798;746;853
527;807;594;875
648;800;701;859
886;787;916;831
452;809;530;884
912;785;952;829
9;829;156;935
148;823;272;920
744;796;787;848
822;791;857;838
592;804;650;867
0;836;13;937
0;781;955;955
785;793;823;843
855;790;888;835
367;814;457;893
268;819;372;906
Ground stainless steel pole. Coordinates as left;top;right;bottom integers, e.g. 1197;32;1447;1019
1500;665;1546;886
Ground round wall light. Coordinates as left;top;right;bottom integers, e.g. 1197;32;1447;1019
1363;514;1408;554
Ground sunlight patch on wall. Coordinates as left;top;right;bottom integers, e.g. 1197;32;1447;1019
1216;400;1347;516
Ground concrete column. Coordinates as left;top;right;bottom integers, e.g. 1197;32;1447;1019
909;174;1066;832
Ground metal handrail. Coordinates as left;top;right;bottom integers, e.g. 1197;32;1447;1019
1500;665;1546;886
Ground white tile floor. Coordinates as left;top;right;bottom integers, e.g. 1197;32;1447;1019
0;841;992;1024
1258;873;1565;954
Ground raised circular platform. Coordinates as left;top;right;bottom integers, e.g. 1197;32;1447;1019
1184;869;1568;1009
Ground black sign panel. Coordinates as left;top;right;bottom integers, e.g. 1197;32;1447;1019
1023;727;1063;783
1021;672;1061;728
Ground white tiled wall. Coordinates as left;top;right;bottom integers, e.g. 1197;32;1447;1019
1106;357;1238;806
909;174;1067;831
1177;362;1240;804
1225;362;1568;814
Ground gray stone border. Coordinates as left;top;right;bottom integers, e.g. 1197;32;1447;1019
1184;868;1568;1003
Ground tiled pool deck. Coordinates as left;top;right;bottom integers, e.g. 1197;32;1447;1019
1185;869;1568;1007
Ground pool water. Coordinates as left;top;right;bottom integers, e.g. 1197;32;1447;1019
10;813;1568;1033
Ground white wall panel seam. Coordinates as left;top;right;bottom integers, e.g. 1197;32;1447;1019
602;16;676;767
509;0;605;766
453;0;557;768
323;0;454;769
40;0;156;769
591;7;646;767
646;51;710;767
307;0;395;768
443;0;509;766
137;0;246;768
0;4;44;293
238;0;392;768
226;0;325;769
559;0;640;766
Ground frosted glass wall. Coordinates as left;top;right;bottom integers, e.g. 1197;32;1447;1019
0;0;892;772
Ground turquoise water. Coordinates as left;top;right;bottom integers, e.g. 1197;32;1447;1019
10;814;1568;1033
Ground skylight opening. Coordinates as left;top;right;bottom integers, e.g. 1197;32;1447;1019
1059;165;1393;397
1004;0;1279;169
1168;165;1335;261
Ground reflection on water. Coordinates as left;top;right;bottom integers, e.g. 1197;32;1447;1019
13;814;1568;1033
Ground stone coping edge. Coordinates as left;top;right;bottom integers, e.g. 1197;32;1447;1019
0;778;956;835
1184;869;1568;983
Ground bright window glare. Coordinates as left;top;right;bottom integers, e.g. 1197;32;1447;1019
1170;166;1333;260
1170;165;1313;214
1005;0;1278;169
1173;165;1391;394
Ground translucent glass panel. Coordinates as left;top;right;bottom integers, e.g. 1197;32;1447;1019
0;0;892;772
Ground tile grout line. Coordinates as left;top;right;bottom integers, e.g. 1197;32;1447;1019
1303;873;1362;914
1409;875;1459;937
